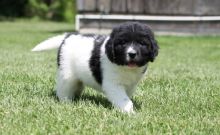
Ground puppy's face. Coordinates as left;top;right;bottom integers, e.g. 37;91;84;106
106;22;159;67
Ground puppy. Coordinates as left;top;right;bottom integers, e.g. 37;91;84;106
32;22;159;113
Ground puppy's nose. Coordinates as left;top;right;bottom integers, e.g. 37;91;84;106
128;52;137;59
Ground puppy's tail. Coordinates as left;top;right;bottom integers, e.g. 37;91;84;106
31;34;66;52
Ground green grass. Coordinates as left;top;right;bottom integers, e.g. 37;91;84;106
0;20;220;135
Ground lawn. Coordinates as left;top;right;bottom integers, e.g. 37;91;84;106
0;20;220;135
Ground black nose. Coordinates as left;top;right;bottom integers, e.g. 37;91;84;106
128;52;137;59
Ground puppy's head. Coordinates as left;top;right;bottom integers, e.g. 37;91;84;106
105;22;159;67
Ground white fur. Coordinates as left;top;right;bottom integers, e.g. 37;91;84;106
32;34;147;113
32;34;67;51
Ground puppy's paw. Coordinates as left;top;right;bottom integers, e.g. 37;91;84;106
121;100;135;114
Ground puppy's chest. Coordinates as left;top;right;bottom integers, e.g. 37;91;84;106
110;68;144;88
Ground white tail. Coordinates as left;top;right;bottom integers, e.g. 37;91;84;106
31;34;66;52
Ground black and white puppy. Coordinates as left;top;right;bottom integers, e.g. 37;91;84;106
32;22;159;113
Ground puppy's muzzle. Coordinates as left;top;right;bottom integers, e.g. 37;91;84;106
127;47;137;60
128;52;137;59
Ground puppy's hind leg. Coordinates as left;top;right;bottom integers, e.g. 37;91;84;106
56;69;84;101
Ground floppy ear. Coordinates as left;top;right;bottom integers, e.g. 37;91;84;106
151;36;159;54
105;35;115;63
105;25;122;63
148;31;159;62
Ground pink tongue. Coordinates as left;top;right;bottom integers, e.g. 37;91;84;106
128;63;136;67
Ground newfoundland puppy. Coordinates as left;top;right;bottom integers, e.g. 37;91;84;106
32;22;159;113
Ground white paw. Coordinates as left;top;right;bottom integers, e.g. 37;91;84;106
121;101;135;114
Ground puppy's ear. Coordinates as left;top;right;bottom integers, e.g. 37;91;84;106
105;36;115;63
148;30;159;62
149;38;159;62
105;25;121;62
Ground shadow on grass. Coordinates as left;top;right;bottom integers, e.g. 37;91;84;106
49;90;59;102
49;90;142;111
132;99;142;111
49;90;112;109
79;94;113;109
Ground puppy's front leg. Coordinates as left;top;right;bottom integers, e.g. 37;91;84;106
102;83;134;113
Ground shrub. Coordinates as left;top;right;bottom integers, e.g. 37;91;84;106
0;0;76;22
0;0;28;17
25;0;76;22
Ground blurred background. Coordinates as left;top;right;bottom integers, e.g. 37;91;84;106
0;0;220;35
0;0;76;22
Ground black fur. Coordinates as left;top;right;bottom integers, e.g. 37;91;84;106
89;35;107;85
105;22;159;67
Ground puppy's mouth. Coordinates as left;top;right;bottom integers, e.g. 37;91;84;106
127;61;138;68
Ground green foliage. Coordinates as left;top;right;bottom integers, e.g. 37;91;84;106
0;0;28;17
0;0;76;22
25;0;76;22
0;20;220;134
